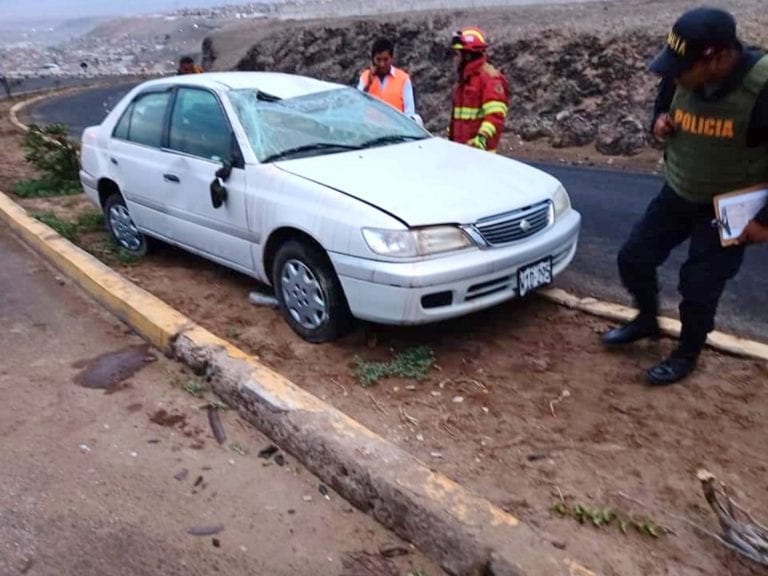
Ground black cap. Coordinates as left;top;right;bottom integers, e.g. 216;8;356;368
650;7;738;78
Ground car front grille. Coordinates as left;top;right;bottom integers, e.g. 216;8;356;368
473;200;552;246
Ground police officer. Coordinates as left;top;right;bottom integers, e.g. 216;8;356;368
602;7;768;385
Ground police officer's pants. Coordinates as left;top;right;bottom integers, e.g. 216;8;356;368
617;184;745;357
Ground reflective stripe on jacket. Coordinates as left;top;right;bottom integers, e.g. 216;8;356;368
360;66;410;113
449;57;509;151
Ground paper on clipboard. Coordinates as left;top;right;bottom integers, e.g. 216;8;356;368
713;184;768;247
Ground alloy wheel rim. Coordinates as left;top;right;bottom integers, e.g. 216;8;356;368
280;259;328;330
109;205;142;252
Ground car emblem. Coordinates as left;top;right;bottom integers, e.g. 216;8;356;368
519;219;532;232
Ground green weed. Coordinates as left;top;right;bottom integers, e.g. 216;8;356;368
21;123;80;184
551;500;664;538
31;210;106;243
31;212;78;240
13;178;81;198
75;211;105;233
182;377;208;398
88;240;142;266
353;346;435;387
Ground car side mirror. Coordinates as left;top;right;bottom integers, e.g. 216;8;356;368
216;160;233;182
210;161;231;209
210;177;227;209
411;114;424;128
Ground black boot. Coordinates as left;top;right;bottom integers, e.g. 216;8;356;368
602;314;660;346
646;353;697;386
647;315;707;385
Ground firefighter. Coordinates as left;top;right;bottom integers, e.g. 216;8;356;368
448;27;509;152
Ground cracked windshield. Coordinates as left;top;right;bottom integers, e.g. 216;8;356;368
229;87;428;162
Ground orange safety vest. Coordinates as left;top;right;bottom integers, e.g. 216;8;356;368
360;67;409;112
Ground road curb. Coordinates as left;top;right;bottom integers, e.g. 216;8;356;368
7;79;141;134
9;93;50;132
0;191;598;576
539;288;768;362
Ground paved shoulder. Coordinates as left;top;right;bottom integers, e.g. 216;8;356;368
0;226;440;576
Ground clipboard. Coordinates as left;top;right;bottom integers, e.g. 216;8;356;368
712;183;768;247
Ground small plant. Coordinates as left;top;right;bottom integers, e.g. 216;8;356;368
354;346;435;387
31;212;78;241
182;377;208;398
21;123;80;185
31;210;105;243
75;211;106;234
230;442;247;456
12;178;81;198
225;327;242;340
89;240;142;266
410;570;429;576
208;398;228;411
552;500;663;538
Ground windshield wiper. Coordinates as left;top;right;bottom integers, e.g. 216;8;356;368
263;142;361;163
256;91;282;102
358;134;426;149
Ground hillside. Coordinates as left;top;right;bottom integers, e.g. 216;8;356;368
203;0;768;160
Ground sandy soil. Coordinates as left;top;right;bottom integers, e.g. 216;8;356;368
2;58;767;576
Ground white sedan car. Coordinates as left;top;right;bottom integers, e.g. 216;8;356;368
79;72;580;342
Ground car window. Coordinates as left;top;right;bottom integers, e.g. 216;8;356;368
113;103;133;140
120;92;171;148
229;87;429;162
169;88;232;161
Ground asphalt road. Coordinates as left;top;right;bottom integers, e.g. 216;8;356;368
25;85;768;342
0;76;135;101
0;224;439;576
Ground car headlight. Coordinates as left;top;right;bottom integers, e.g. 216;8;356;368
552;185;571;219
362;226;474;257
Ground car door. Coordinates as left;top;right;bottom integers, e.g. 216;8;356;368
161;87;254;274
108;89;174;237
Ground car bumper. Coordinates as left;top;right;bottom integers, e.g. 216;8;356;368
330;209;581;325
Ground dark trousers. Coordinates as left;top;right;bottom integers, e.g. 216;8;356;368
617;184;745;357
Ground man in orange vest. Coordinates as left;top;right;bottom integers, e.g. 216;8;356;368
177;56;204;75
358;38;416;118
449;27;509;152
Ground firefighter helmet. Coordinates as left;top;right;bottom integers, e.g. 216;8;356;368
451;28;488;53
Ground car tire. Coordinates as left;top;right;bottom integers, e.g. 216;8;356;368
272;239;353;343
104;193;148;256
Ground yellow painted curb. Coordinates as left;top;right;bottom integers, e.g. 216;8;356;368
9;94;51;132
8;79;141;134
0;192;191;351
539;288;768;362
0;190;597;575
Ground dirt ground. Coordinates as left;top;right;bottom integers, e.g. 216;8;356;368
2;85;767;575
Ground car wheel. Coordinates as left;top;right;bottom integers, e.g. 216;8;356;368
104;193;148;256
272;239;353;343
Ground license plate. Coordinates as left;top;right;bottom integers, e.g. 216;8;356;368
517;257;552;297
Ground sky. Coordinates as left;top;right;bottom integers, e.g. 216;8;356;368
0;0;263;20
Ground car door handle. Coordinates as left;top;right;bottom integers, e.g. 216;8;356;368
163;174;180;183
110;157;118;165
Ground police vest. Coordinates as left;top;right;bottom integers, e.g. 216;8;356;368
360;67;409;112
665;55;768;203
